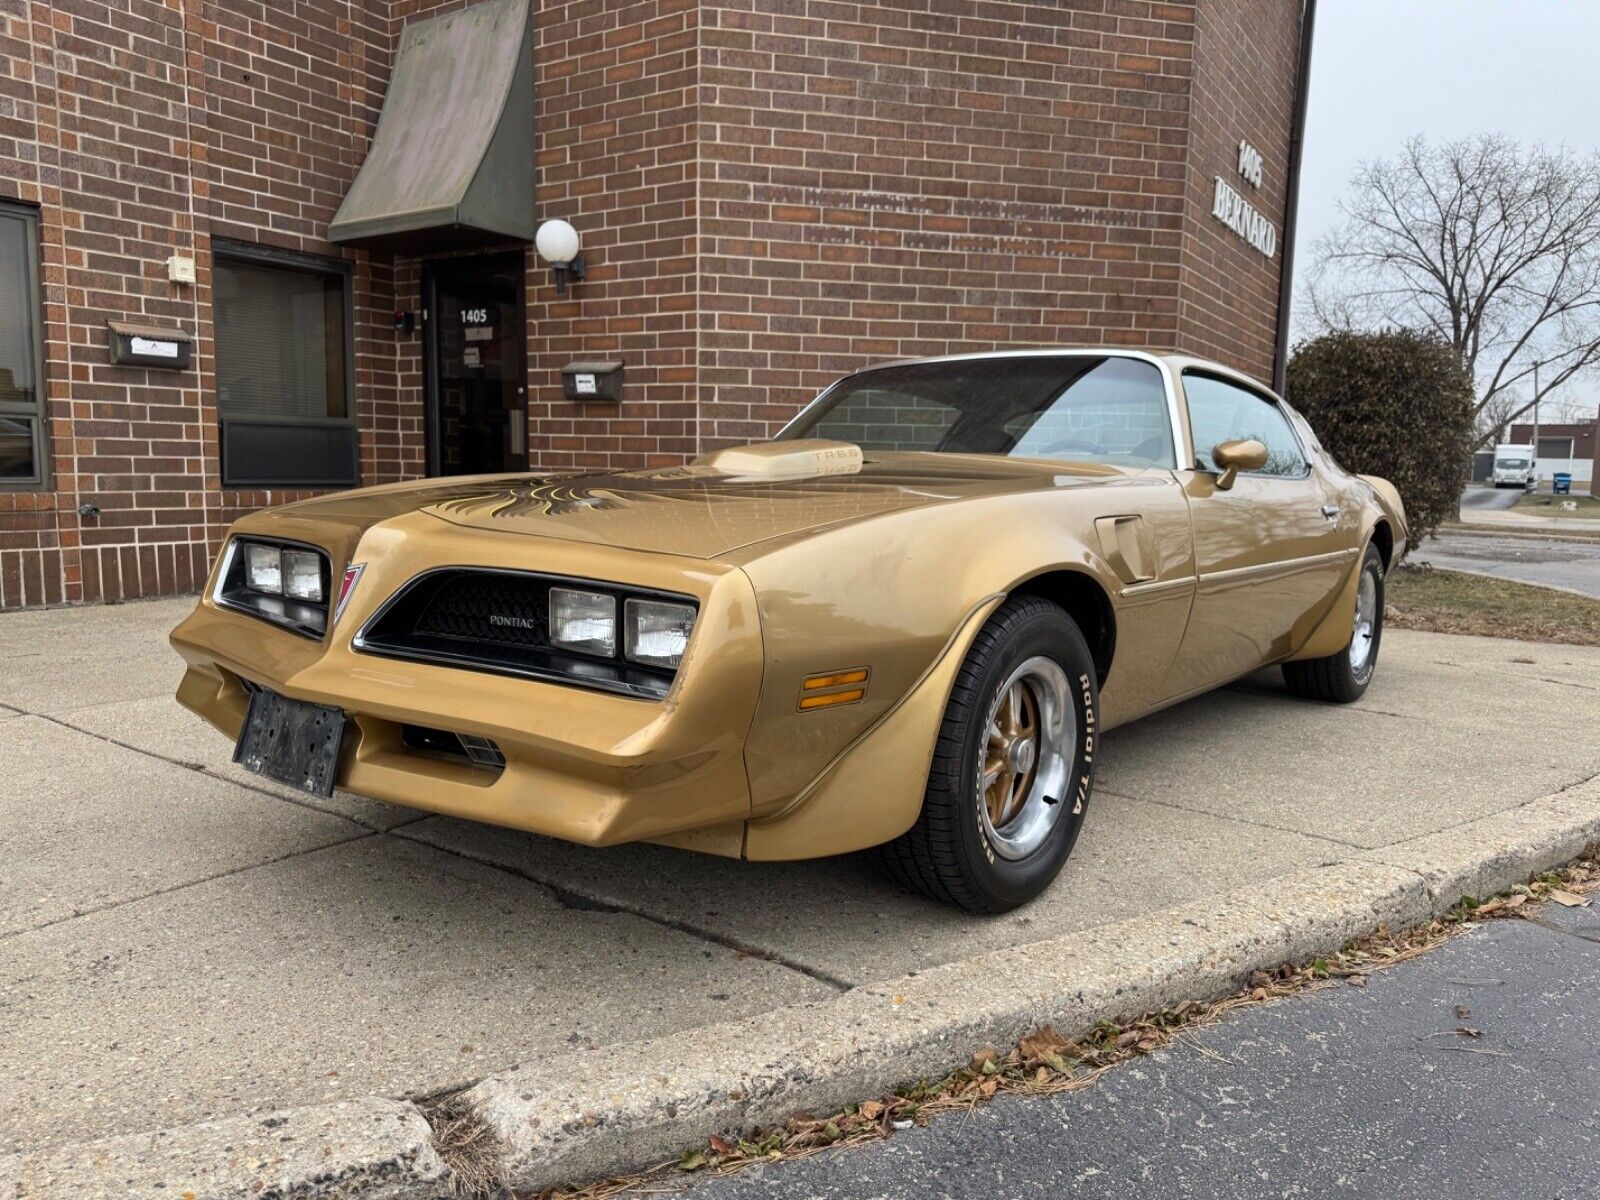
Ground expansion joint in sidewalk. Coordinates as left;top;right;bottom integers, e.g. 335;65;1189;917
387;827;854;993
1;830;380;941
38;712;393;832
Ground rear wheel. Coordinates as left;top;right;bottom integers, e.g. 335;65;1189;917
1281;542;1384;703
881;596;1097;913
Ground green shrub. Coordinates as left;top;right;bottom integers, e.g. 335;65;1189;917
1286;329;1475;550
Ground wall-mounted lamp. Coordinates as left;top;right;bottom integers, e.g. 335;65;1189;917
535;219;586;297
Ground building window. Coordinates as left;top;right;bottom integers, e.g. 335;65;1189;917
213;242;359;488
0;203;46;487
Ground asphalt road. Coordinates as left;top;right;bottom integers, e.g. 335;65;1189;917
684;900;1600;1200
1459;484;1524;512
1415;530;1600;598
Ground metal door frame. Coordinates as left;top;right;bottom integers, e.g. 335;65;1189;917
422;248;527;477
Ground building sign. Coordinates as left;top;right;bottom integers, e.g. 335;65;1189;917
1212;138;1277;259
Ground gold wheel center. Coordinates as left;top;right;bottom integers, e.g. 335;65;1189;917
982;678;1041;830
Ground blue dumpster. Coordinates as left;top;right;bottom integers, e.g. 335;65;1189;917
1554;472;1572;495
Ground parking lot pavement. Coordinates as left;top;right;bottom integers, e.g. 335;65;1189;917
1415;529;1600;598
4;598;1600;1153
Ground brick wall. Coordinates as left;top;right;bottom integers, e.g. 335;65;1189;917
0;0;1305;609
0;0;415;608
1175;0;1299;371
694;0;1236;448
522;0;703;471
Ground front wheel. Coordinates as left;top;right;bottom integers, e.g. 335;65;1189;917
880;596;1097;913
1281;542;1384;703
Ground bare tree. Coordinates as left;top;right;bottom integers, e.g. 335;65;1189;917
1474;387;1521;445
1305;135;1600;448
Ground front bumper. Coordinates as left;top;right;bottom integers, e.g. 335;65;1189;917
170;512;765;850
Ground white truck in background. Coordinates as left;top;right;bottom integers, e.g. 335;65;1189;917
1491;443;1537;489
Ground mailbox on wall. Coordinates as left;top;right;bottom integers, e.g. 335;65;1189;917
107;321;193;370
560;360;623;402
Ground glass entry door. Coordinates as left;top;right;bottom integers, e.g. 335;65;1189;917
424;251;527;476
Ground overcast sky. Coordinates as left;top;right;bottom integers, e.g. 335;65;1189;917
1292;0;1600;417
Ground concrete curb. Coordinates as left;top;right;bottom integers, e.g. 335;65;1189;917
465;859;1430;1192
1443;522;1600;543
7;775;1597;1199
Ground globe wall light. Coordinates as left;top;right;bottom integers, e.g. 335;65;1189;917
535;219;586;296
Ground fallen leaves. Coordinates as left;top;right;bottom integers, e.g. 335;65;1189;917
1548;889;1589;908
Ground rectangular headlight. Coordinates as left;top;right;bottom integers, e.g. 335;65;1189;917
549;587;616;656
244;543;283;594
625;598;696;670
282;549;324;602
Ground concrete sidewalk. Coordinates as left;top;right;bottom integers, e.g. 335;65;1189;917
3;599;1600;1168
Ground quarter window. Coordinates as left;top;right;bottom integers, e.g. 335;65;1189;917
1183;373;1306;477
214;245;359;488
0;203;45;485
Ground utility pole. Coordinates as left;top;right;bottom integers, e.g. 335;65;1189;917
1532;359;1542;491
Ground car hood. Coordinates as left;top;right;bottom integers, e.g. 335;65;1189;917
274;446;1137;559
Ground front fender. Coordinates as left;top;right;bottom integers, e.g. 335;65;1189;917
743;592;1004;860
733;474;1192;847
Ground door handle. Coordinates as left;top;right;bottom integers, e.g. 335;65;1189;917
1320;504;1339;521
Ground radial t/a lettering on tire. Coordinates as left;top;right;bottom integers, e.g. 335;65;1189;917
881;595;1098;914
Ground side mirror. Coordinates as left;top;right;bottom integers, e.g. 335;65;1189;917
1211;438;1268;490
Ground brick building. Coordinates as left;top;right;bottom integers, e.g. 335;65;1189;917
1506;416;1599;492
0;0;1313;610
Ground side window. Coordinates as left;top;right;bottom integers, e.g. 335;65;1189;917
0;203;46;486
1183;373;1307;477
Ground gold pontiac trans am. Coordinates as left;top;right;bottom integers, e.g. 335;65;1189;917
172;351;1406;912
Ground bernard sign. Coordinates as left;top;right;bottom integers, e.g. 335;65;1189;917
1212;138;1277;259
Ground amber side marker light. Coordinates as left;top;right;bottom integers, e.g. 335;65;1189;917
798;667;869;711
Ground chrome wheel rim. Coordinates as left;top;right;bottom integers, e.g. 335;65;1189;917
977;656;1074;861
1349;567;1378;680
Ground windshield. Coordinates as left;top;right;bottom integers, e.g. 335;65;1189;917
1495;457;1530;468
781;355;1177;469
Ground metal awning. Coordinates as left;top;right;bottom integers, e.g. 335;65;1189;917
329;0;533;252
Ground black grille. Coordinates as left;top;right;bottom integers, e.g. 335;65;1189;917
412;573;548;647
402;724;505;773
354;567;694;701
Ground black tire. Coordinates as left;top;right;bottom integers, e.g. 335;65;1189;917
1281;542;1385;703
881;595;1097;914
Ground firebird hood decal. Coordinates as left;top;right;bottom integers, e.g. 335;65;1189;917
419;455;1128;558
270;450;1139;560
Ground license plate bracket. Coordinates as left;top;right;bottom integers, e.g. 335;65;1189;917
233;688;347;798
